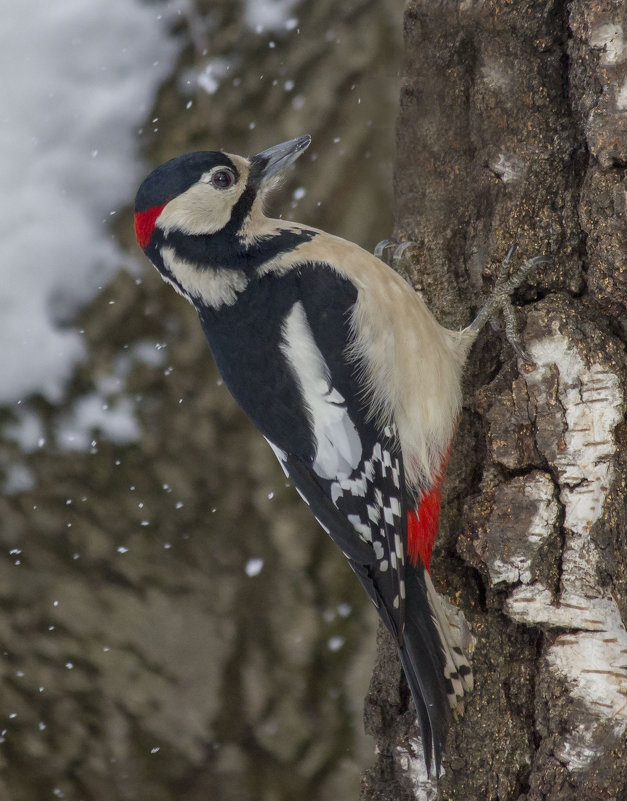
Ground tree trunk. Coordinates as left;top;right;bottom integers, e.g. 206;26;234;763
362;2;627;800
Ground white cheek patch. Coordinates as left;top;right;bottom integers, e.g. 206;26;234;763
157;180;245;237
280;301;362;480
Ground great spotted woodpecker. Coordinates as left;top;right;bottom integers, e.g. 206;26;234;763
134;135;544;773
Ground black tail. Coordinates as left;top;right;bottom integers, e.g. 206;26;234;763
398;563;472;775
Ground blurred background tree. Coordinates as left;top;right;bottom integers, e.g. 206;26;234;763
0;1;404;800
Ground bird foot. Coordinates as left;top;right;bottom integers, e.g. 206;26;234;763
374;239;417;270
466;245;550;361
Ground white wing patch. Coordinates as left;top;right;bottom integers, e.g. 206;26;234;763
280;301;362;480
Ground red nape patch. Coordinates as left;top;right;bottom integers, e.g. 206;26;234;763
407;483;442;572
134;204;165;249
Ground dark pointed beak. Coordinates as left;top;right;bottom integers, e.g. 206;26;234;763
252;135;311;181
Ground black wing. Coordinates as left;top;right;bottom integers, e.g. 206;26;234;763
198;262;452;770
262;265;452;770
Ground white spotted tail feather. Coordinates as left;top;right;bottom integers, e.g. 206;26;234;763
424;571;474;710
397;563;474;773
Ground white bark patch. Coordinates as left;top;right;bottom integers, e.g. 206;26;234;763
505;331;626;768
395;738;438;800
480;60;510;90
490;153;524;183
527;333;621;550
524;477;559;553
589;22;625;64
556;725;606;772
617;76;627;110
484;473;559;585
507;584;619;631
548;604;627;719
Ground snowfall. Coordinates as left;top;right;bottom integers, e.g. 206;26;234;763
0;0;297;464
0;1;182;408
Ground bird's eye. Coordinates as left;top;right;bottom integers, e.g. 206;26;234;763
210;169;235;189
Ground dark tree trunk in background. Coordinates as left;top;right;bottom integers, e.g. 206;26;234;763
362;2;626;800
0;2;405;801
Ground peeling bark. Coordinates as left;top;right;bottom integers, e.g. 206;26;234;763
363;1;626;799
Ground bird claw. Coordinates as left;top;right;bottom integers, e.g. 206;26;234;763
492;246;550;295
374;239;396;261
391;241;416;268
467;246;550;361
374;239;417;271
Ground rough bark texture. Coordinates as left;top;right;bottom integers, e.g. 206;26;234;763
362;2;626;800
0;1;404;800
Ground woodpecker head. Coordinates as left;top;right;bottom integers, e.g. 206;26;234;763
134;135;311;251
